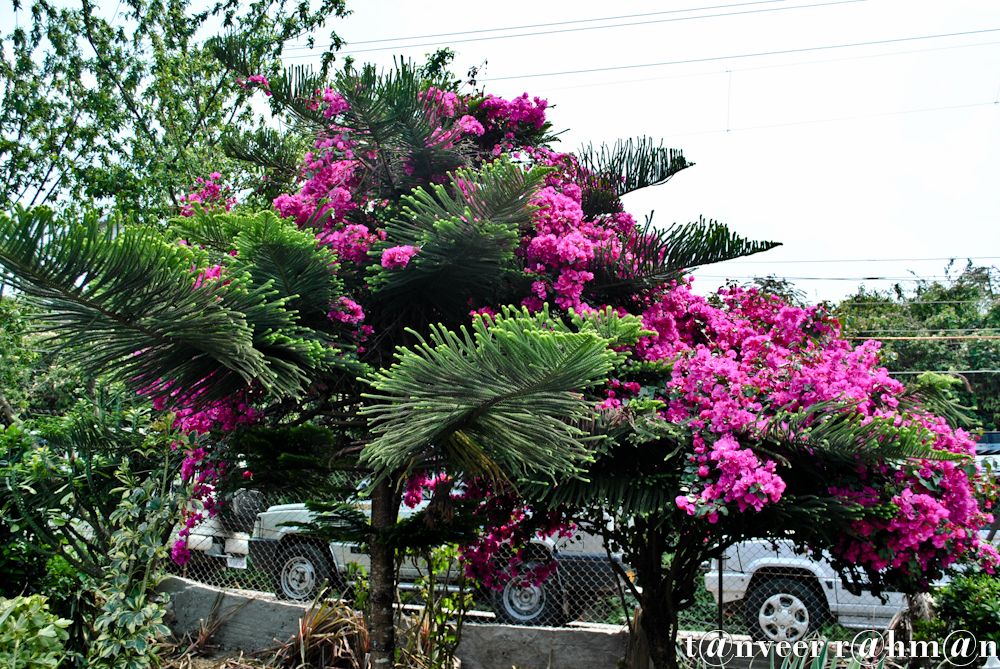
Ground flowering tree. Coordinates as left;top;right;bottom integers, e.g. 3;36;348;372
509;283;995;668
0;57;994;669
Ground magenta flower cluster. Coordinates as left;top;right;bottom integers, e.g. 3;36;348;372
179;173;236;216
631;283;995;572
172;446;227;566
236;75;271;97
380;245;419;269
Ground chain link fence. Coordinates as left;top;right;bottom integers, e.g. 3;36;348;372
167;490;634;627
169;491;909;634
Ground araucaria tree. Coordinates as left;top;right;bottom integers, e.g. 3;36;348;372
0;57;994;669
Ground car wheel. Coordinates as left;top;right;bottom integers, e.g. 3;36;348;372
273;543;332;601
489;561;567;626
745;577;824;642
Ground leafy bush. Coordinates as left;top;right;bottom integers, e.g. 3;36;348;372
934;573;1000;642
0;595;74;668
1;393;186;668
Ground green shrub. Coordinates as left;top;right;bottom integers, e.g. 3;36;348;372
934;573;1000;642
0;595;74;668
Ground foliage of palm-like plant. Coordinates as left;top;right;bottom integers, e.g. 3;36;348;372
362;307;624;482
0;207;364;408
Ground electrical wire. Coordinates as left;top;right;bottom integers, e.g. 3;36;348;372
839;301;992;306
855;328;1000;333
538;40;1000;94
887;370;1000;374
846;335;1000;340
723;256;1000;264
695;275;968;280
479;28;1000;81
670;100;997;137
281;0;787;50
282;0;866;58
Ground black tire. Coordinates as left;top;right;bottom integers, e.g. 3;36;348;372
273;543;333;601
488;561;567;626
744;577;825;642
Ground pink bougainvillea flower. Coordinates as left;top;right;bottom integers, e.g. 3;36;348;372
171;539;191;565
381;245;419;269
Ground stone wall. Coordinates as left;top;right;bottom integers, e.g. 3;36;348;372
158;576;629;668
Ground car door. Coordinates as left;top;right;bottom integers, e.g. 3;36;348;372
832;577;905;629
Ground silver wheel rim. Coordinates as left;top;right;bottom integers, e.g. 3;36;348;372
758;592;810;641
281;556;317;599
502;579;546;622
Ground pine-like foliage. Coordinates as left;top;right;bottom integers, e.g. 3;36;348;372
262;64;333;131
0;207;357;407
524;395;970;519
170;210;345;336
587;215;781;308
361;308;623;482
521;408;687;516
221;127;306;202
898;372;979;430
756;402;970;462
576;138;692;218
368;160;551;325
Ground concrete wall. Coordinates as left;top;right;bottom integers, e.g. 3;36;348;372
456;622;627;669
158;576;628;668
159;577;306;652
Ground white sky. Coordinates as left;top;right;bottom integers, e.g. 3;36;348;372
4;0;998;304
277;0;1000;304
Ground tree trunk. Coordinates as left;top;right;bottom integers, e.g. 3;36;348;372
368;477;398;669
624;606;651;669
627;520;682;669
640;588;681;669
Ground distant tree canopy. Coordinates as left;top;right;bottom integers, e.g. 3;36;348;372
0;0;349;221
835;263;1000;430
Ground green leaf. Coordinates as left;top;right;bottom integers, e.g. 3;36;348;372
0;206;361;408
575;137;692;217
361;306;618;482
756;401;972;461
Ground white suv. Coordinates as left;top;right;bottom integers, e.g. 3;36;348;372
705;540;906;642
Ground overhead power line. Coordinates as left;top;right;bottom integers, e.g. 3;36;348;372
724;256;1000;264
696;274;970;280
671;101;997;137
284;0;865;58
847;335;1000;340
480;28;1000;81
540;40;1000;94
283;0;786;49
840;301;993;306
887;370;1000;375
855;328;1000;333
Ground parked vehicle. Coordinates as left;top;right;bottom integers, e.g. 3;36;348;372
184;498;622;626
704;540;906;641
707;451;1000;642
